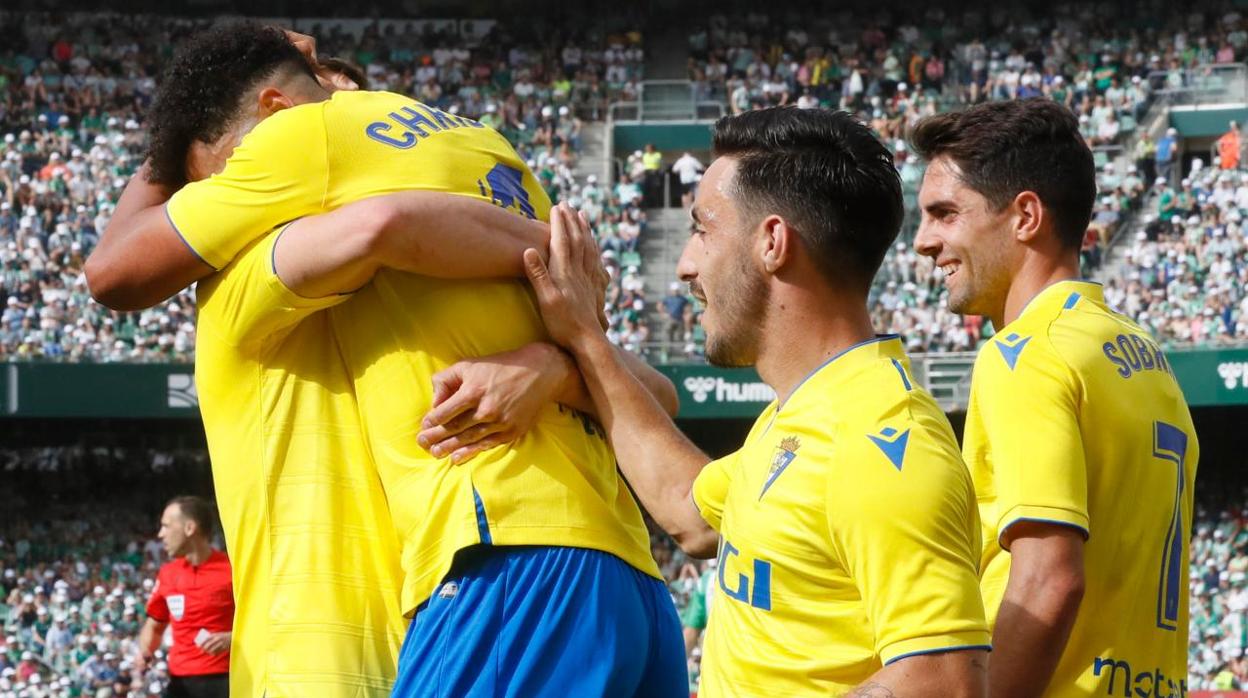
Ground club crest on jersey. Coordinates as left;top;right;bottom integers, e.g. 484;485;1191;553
759;436;800;500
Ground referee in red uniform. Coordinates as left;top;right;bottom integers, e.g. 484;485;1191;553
135;496;234;698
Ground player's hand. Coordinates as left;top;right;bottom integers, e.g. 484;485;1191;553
200;632;231;656
283;29;319;67
525;203;611;349
417;343;575;464
184;131;236;183
133;652;149;674
281;29;359;92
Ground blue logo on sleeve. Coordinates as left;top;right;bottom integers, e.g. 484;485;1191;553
478;163;537;219
994;333;1032;371
867;427;910;471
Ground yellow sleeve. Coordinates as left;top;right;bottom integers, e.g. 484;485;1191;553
196;225;350;348
826;421;990;664
692;405;776;532
977;334;1089;545
165;102;330;270
692;453;733;532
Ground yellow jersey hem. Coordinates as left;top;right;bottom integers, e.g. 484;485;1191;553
401;528;661;615
997;504;1090;548
879;630;992;665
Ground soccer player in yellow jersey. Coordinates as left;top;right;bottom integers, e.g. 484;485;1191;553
502;108;991;697
86;23;686;698
190;186;565;697
911;98;1198;697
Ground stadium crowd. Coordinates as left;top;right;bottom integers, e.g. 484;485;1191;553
0;11;648;362
682;4;1241;131
0;443;210;697
1107;161;1248;346
1189;497;1248;689
4;7;1248;361
673;3;1247;355
1;455;1238;695
0;509;172;698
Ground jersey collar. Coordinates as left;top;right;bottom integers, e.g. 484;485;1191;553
777;335;904;412
1015;279;1105;323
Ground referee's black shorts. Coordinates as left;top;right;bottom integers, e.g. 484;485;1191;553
165;673;229;698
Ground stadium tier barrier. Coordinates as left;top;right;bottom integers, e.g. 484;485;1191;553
0;349;1244;419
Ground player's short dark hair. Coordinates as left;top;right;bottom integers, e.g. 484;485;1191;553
909;98;1096;250
168;496;217;537
145;21;318;189
712;107;904;290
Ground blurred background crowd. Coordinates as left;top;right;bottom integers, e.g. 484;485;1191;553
1;2;1247;694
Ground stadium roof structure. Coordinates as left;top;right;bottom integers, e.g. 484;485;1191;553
6;0;1139;17
8;0;629;17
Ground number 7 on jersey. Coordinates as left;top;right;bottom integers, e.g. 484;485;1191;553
1153;420;1189;632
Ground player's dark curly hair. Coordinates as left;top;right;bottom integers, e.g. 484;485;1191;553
145;21;318;188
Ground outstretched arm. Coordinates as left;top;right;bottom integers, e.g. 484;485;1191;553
524;204;717;557
272;191;550;297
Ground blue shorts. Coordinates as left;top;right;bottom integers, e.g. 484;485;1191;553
393;545;687;698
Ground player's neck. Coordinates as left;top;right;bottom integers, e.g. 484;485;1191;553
996;252;1082;329
183;539;214;567
756;284;875;407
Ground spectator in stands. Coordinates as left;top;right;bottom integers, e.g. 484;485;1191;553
659;281;691;344
1157;127;1180;184
1219;121;1243;170
137;497;232;698
642;143;663;206
1092;110;1120;146
670;151;705;208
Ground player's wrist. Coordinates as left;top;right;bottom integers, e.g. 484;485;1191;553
568;330;612;363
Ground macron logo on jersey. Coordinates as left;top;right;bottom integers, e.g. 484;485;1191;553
994;333;1032;371
867;427;910;471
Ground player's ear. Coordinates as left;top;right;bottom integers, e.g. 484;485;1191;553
1012;190;1045;244
256;86;296;118
759;214;793;275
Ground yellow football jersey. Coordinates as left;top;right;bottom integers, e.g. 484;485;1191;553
195;229;405;697
965;280;1198;697
691;337;989;697
169;90;660;616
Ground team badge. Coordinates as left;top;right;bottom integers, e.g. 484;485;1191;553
167;594;185;621
759;436;800;500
